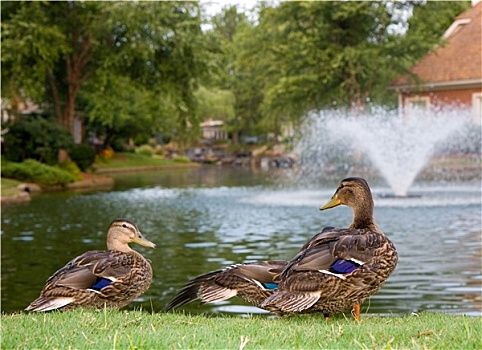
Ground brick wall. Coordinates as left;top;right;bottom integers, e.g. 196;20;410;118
401;87;481;108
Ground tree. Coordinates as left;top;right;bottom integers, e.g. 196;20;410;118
80;1;211;148
1;1;210;146
401;1;471;61
250;2;398;114
206;6;263;144
195;86;235;125
2;2;100;134
230;0;471;125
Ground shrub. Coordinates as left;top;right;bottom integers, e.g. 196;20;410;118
1;159;76;188
133;134;149;146
3;115;75;165
97;148;115;161
153;145;167;157
135;145;153;157
69;144;96;171
57;161;82;181
172;155;191;163
111;139;134;152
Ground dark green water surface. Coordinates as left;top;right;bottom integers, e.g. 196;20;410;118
2;166;480;316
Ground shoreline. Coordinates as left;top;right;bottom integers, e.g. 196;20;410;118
2;153;480;205
1;172;114;205
1;163;201;205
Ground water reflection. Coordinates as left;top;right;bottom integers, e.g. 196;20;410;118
1;167;481;316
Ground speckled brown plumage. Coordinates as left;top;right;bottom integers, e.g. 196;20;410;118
261;177;398;318
25;219;155;312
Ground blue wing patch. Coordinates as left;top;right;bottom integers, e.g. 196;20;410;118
91;277;112;291
330;259;360;274
263;283;278;290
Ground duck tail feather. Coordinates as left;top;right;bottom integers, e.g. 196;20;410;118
165;270;227;311
25;297;74;312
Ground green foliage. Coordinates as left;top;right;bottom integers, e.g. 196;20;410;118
249;2;402;114
69;144;96;172
195;86;235;123
206;1;471;140
1;159;76;188
93;152;196;170
206;7;263;142
78;1;211;147
402;1;471;61
2;1;212;144
57;161;82;181
2;115;74;165
1;2;68;103
0;177;21;189
135;145;154;157
172;155;191;163
1;1;471;145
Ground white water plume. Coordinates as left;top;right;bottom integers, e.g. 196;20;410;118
294;107;475;196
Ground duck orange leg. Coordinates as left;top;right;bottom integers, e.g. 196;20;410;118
352;303;360;321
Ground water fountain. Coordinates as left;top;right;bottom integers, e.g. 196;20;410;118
292;107;477;196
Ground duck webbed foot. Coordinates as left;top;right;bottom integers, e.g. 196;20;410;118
352;303;360;322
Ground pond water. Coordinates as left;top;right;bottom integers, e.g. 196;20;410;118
1;166;481;316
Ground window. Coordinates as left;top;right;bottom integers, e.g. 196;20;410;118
472;92;482;124
405;96;431;115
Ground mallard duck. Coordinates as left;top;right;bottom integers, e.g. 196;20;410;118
25;218;155;312
167;177;397;321
261;177;398;320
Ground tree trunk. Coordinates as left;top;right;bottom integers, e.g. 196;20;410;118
64;94;76;134
232;130;239;145
47;71;64;124
58;27;92;138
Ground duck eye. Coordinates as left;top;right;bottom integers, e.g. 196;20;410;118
122;224;127;228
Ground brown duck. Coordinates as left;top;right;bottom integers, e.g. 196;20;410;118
261;177;398;320
26;218;155;312
167;177;398;321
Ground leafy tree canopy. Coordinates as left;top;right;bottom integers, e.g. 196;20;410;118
1;1;211;147
1;0;470;150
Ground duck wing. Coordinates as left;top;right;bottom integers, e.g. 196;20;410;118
166;260;287;310
44;250;132;291
261;228;383;313
285;228;378;275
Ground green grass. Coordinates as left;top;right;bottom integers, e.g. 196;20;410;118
1;177;25;198
1;177;22;188
0;153;197;196
1;309;480;349
94;152;198;171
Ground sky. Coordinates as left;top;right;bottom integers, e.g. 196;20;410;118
198;1;410;34
200;0;261;17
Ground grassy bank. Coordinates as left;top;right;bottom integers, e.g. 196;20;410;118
1;309;480;349
94;152;198;173
0;153;197;197
0;178;22;196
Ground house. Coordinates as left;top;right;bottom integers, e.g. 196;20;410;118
200;119;227;140
390;1;482;123
1;98;83;143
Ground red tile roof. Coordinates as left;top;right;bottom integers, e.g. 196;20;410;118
391;2;482;88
